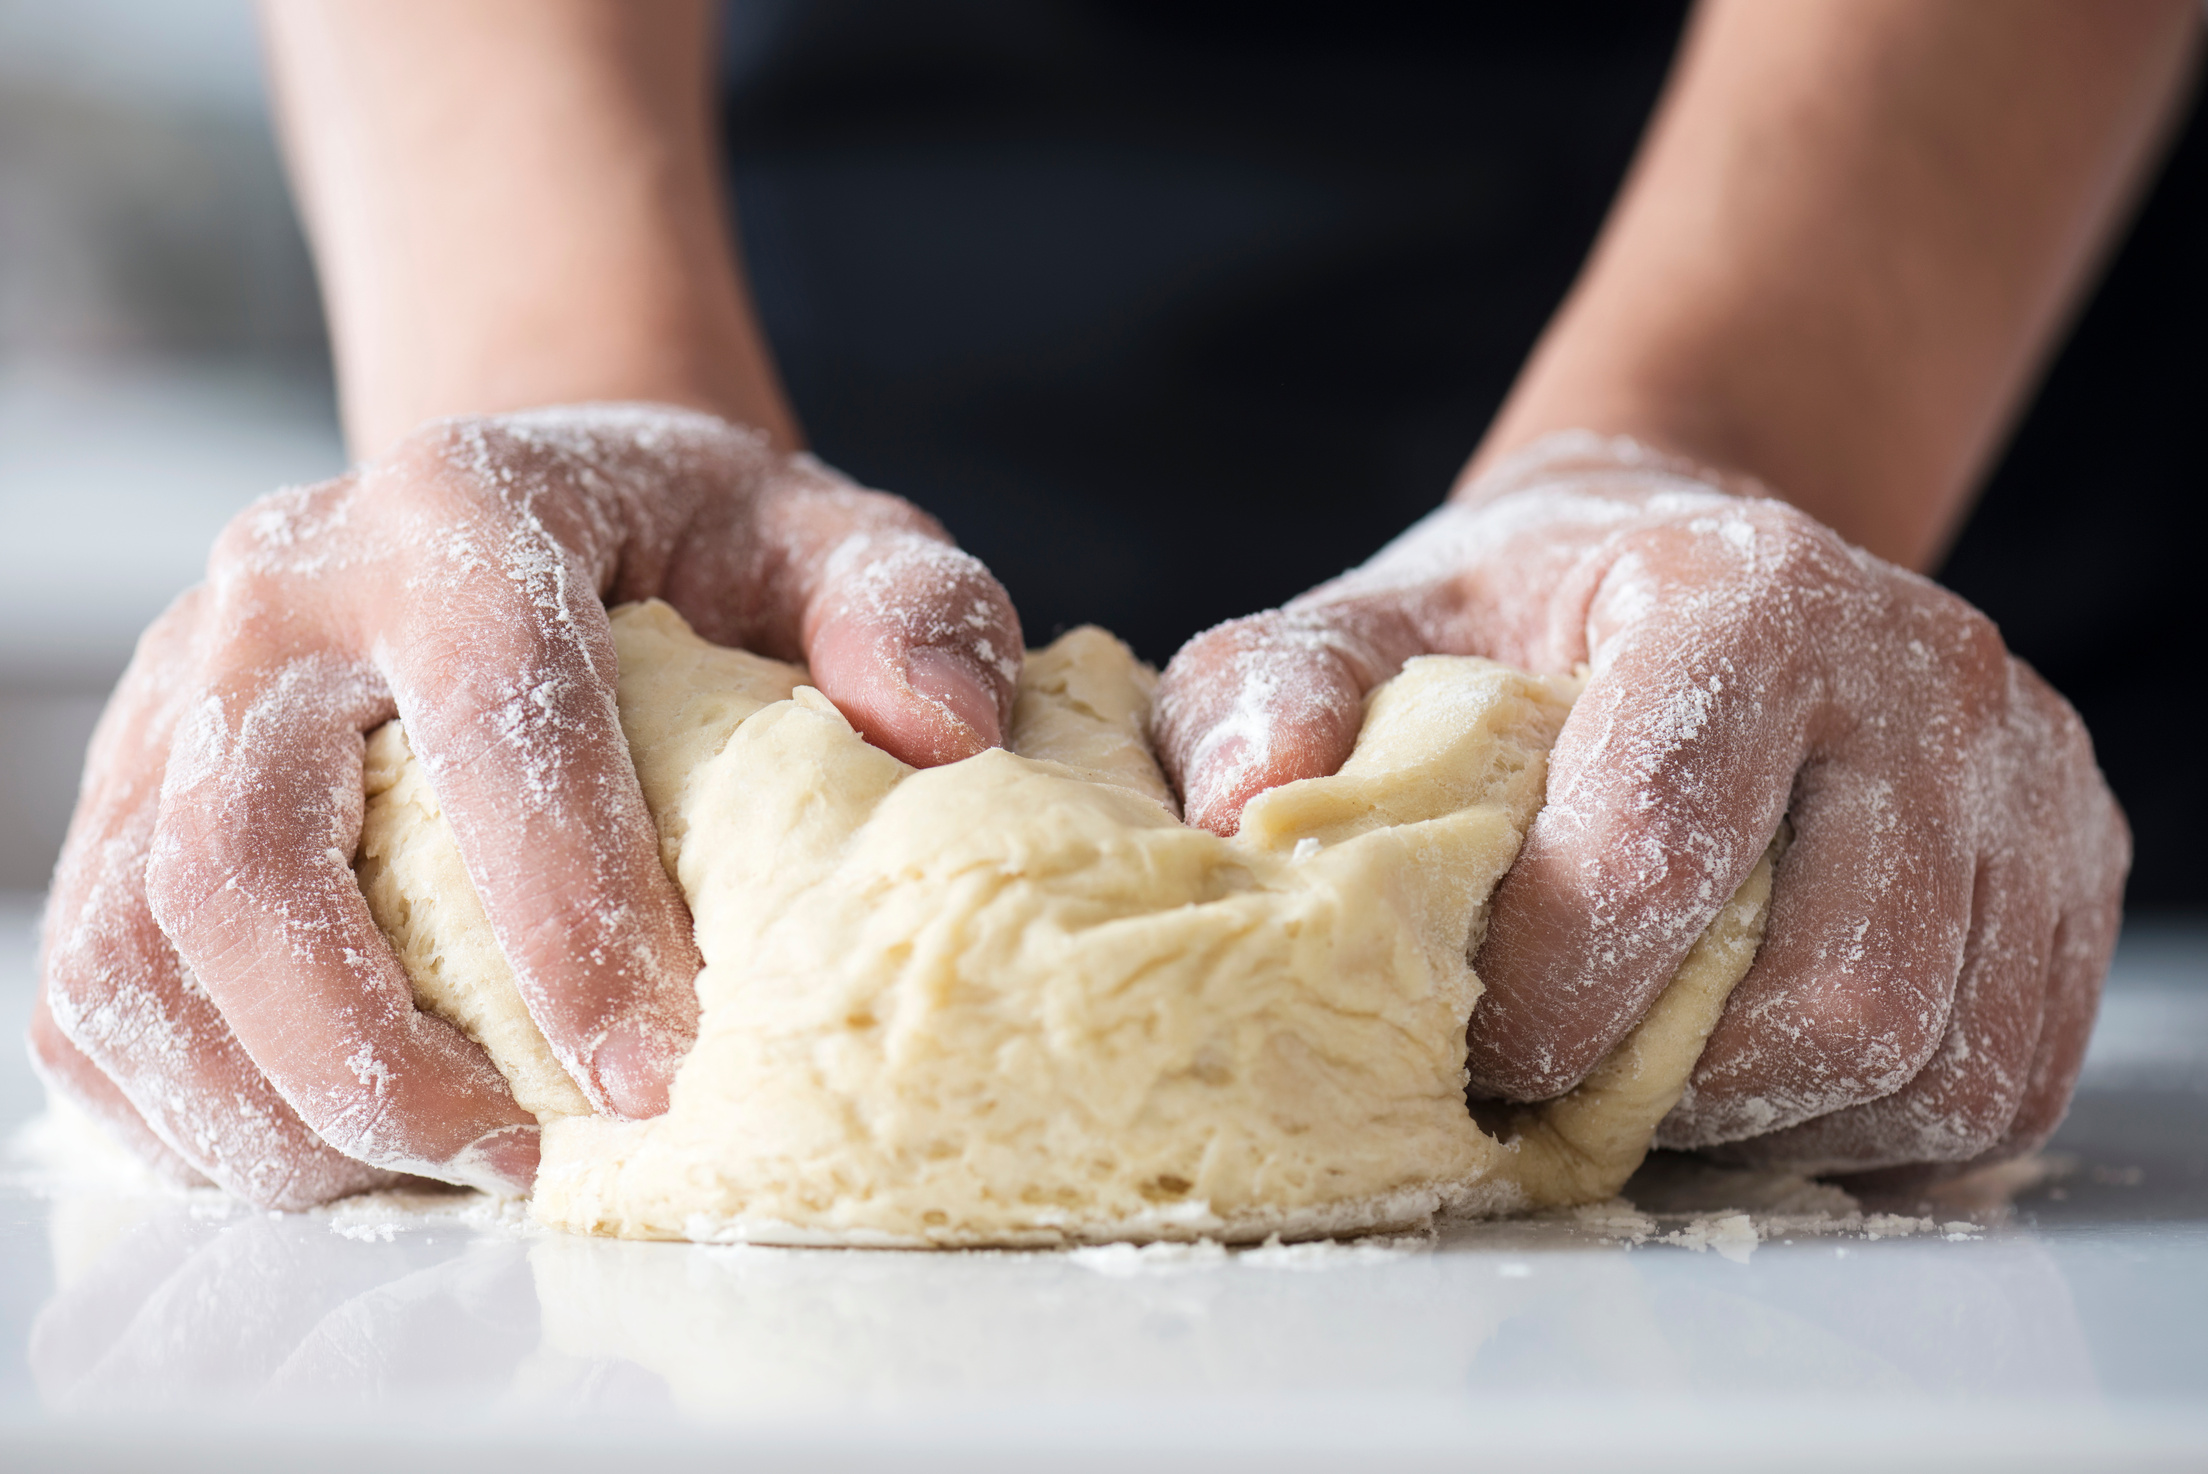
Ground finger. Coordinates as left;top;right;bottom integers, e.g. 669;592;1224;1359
373;483;703;1121
1980;669;2132;1160
803;528;1024;767
28;991;209;1189
1649;755;1977;1144
1687;850;2052;1170
44;597;394;1206
1152;601;1424;836
47;882;379;1207
1674;655;2120;1164
1829;887;2120;1199
1464;571;1813;1101
1985;891;2121;1156
655;453;1025;769
144;642;541;1192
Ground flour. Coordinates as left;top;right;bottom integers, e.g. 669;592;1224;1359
316;1186;539;1243
1546;1153;2003;1263
1238;1231;1432;1269
1068;1239;1230;1276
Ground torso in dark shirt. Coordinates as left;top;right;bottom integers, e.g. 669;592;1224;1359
720;0;2208;906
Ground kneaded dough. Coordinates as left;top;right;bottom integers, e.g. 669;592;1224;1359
358;600;1775;1245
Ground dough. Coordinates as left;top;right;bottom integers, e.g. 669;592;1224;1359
358;600;1775;1245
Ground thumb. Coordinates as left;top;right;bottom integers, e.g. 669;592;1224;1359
1153;603;1417;835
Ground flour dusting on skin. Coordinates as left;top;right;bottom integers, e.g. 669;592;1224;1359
38;402;1033;1209
1150;429;2127;1178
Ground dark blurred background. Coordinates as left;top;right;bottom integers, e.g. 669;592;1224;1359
719;0;2206;908
0;0;2198;909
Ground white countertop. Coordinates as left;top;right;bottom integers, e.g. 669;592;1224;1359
1;892;2203;1473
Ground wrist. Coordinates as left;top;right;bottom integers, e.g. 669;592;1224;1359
333;224;800;461
345;327;798;467
268;0;799;463
1452;429;1774;512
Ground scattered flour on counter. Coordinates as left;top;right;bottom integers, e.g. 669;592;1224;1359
1518;1154;2015;1262
1662;1212;1761;1263
1565;1200;1660;1241
1239;1230;1432;1270
1068;1239;1229;1275
1048;1166;1990;1271
5;1092;2015;1268
331;1220;398;1244
315;1187;540;1243
5;1103;179;1195
1550;1194;1985;1264
1068;1229;1431;1275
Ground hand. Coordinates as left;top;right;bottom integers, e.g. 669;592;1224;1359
32;404;1022;1208
1153;434;2127;1177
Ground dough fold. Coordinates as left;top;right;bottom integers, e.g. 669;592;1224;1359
358;601;1775;1245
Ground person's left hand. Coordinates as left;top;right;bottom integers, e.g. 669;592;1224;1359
1151;436;2127;1182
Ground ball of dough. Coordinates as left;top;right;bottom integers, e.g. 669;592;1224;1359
357;601;1775;1245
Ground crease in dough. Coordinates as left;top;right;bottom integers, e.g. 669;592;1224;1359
358;600;1778;1246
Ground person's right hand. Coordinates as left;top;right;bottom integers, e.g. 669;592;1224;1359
30;404;1023;1208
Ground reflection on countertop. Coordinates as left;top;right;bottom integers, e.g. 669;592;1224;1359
2;905;2205;1471
14;1172;2121;1418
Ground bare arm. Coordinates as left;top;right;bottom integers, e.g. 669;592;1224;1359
262;0;799;459
1472;0;2199;570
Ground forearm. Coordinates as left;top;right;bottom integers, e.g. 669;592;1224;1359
261;0;798;461
1468;0;2199;570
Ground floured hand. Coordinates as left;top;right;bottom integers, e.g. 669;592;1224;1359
31;405;1022;1207
1153;433;2127;1180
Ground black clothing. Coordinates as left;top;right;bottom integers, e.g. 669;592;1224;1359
720;1;2206;906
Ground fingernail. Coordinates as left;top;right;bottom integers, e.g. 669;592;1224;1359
906;646;1002;750
447;1123;540;1196
593;1016;678;1119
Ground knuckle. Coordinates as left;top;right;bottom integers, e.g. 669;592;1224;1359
816;535;1024;673
1157;614;1274;697
303;1094;399;1171
1907;590;2008;687
1534;800;1762;941
412;661;619;790
388;412;514;477
1711;499;1850;587
1947;1086;2028;1160
1603;505;1851;659
140;584;211;651
827;483;949;542
369;414;587;532
26;1003;85;1079
235;1147;366;1211
1888;1088;2019;1167
1760;971;1943;1097
39;967;100;1048
208;476;355;580
40;921;155;1055
142;812;226;940
1155;611;1368;769
1955;604;2007;673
